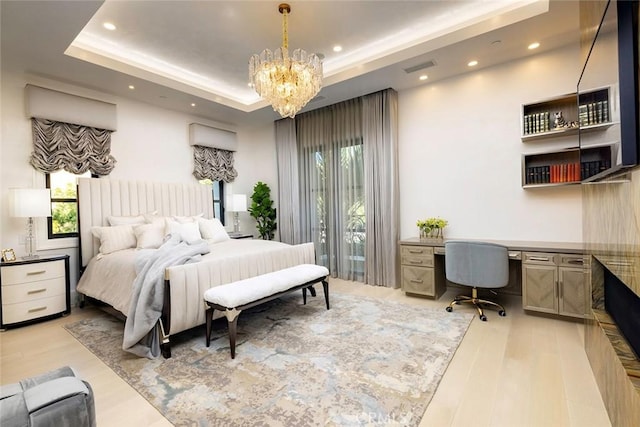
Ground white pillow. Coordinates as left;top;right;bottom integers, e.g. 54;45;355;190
107;215;145;226
91;225;136;254
143;213;168;226
133;223;165;249
198;218;230;243
173;213;204;223
165;219;202;244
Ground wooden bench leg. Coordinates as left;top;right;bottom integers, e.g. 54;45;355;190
322;280;330;309
205;307;213;347
224;308;242;359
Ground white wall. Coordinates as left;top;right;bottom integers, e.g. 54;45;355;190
0;70;272;300
398;43;583;242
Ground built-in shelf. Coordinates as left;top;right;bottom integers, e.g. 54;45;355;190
520;87;613;188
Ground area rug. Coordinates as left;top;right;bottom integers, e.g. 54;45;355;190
64;292;473;426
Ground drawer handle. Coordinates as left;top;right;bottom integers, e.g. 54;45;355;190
26;270;46;275
28;306;47;313
529;256;550;262
607;261;632;267
27;288;47;295
410;279;423;284
408;249;423;254
567;259;584;265
409;260;424;264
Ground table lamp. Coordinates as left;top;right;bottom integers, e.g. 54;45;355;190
229;194;247;233
9;188;52;260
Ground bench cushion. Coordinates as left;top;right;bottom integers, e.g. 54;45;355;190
203;264;329;308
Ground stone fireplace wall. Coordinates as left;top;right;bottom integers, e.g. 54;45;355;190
582;168;640;425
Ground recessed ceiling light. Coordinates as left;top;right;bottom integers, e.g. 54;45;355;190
528;42;540;50
333;45;342;53
103;22;116;31
468;60;478;67
191;103;196;107
419;75;428;81
128;85;135;90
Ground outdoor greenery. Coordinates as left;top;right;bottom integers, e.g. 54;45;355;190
248;181;277;240
51;181;77;234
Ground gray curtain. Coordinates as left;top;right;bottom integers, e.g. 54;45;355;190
296;98;365;282
29;118;116;175
275;118;302;244
362;89;399;288
192;146;237;183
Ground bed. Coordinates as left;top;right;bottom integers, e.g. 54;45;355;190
76;178;315;358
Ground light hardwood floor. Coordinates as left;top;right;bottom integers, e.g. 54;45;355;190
0;279;611;427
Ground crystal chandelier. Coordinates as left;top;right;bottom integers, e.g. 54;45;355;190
249;3;323;118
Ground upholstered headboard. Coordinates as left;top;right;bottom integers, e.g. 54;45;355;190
77;178;214;267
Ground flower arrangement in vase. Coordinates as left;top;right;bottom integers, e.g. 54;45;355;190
416;217;448;240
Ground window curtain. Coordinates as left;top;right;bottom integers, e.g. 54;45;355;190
192;146;237;183
275;118;302;244
29;118;116;175
362;89;399;287
296;98;365;282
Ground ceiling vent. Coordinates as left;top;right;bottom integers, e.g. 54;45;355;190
404;60;437;74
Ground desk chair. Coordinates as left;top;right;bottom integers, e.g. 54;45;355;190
444;240;509;321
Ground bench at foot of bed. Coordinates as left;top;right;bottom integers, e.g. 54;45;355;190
203;264;330;359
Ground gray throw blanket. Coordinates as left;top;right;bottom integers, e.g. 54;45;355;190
123;234;210;358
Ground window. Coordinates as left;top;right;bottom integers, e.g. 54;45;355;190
46;170;91;239
199;179;225;225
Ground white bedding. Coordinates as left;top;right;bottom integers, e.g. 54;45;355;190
77;239;314;320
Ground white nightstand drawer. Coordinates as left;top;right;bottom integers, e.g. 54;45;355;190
1;260;65;286
2;296;67;324
1;278;66;304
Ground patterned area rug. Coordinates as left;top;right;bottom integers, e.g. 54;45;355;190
64;292;472;426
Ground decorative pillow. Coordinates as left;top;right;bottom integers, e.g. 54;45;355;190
91;225;136;254
133;222;165;249
143;213;168;226
165;219;202;244
198;218;230;243
173;213;204;223
107;215;145;226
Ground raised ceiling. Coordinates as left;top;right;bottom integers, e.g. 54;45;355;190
1;1;579;126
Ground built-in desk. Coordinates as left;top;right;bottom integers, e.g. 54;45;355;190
399;237;590;319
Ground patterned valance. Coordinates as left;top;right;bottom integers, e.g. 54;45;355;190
192;145;237;183
29;118;116;175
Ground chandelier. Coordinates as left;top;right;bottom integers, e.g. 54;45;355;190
249;3;323;118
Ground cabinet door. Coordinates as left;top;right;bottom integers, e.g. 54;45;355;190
401;266;435;296
522;264;558;314
558;266;588;318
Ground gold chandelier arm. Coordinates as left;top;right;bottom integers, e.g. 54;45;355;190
279;3;290;50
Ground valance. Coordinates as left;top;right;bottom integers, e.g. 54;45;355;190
29;118;116;175
189;123;237;151
26;84;117;131
192;146;237;183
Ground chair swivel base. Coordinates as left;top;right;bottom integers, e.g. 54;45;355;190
445;288;506;321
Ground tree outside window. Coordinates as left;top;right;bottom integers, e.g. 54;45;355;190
46;170;91;239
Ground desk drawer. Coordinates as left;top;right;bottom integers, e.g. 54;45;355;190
401;266;435;295
401;246;434;267
523;252;556;265
2;296;67;324
1;260;65;286
558;254;589;268
1;278;66;304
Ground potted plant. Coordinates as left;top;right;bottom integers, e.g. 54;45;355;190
416;217;448;240
248;181;277;240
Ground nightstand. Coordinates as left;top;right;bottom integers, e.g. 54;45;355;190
228;232;253;239
0;254;70;330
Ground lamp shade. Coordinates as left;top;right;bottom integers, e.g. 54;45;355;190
230;194;247;212
9;188;52;218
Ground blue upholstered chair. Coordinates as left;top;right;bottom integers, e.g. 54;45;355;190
444;240;509;321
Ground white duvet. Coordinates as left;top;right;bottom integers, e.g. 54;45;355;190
77;239;309;317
